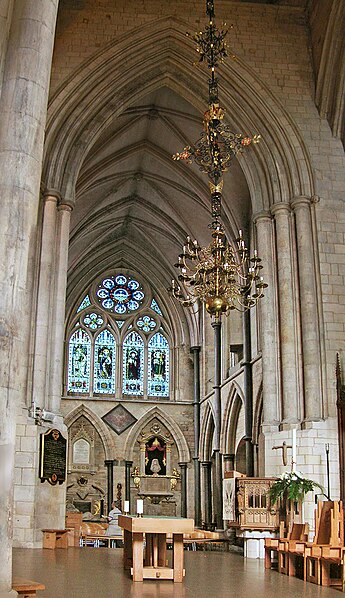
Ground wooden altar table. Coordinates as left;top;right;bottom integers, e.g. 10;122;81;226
118;515;194;582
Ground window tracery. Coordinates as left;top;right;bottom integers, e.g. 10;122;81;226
66;273;170;399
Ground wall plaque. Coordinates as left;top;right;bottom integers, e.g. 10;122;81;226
39;429;67;485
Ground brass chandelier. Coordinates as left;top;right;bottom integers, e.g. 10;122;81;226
170;0;267;318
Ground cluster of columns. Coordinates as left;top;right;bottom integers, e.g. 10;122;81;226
0;1;60;595
255;197;324;429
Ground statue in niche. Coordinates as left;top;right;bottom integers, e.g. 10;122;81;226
150;458;161;476
145;436;166;476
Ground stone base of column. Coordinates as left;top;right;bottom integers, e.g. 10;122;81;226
14;414;67;547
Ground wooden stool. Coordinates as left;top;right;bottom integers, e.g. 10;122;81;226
42;528;69;549
12;577;45;597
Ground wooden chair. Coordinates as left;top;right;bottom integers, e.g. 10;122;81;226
304;501;344;587
277;522;309;576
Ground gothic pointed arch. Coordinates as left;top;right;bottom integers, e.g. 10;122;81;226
44;16;315;212
221;382;245;455
199;402;216;462
64;403;116;459
123;406;190;463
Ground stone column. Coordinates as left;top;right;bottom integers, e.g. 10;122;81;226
49;200;73;413
271;202;299;424
179;462;187;518
125;461;133;512
0;1;59;595
243;307;254;476
105;460;115;512
254;212;280;426
223;454;235;473
201;461;212;528
190;346;201;527
211;319;223;529
291;197;323;421
32;191;59;412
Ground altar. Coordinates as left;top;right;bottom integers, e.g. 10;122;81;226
118;515;194;582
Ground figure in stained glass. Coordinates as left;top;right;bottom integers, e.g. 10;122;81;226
147;333;169;397
94;330;116;394
123;331;144;395
68;329;91;393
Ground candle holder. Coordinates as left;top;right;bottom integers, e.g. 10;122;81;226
136;499;144;517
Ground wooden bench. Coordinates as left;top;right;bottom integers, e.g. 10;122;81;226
12;578;45;597
42;528;69;549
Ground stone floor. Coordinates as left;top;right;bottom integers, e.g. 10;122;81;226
13;547;343;598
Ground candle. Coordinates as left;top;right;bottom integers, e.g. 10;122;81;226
124;500;129;514
292;429;297;472
137;499;143;515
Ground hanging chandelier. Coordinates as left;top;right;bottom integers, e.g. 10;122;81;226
170;0;267;318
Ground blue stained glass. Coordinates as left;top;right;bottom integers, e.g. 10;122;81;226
77;295;91;313
137;315;157;333
96;274;145;313
148;333;169;397
115;275;127;285
128;300;139;311
122;331;144;396
103;278;115;289
97;289;108;298
150;299;162;315
112;288;129;301
68;329;91;393
115;320;125;329
102;299;114;309
83;312;104;330
93;330;116;394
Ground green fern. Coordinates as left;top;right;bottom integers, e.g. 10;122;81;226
268;471;324;505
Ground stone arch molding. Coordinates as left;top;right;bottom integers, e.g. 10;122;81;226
199;401;216;462
64;403;116;460
123;407;190;463
44;16;314;211
221;382;245;455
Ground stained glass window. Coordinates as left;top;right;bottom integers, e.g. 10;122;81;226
150;298;162;315
93;330;116;394
83;312;104;330
68;329;91;393
96;274;145;314
115;320;125;329
137;315;157;333
148;333;169;397
122;331;144;396
77;294;91;313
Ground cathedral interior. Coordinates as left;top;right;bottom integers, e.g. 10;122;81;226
1;0;345;595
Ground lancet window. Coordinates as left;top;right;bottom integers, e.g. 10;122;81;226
66;273;171;399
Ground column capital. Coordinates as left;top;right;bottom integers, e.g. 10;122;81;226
190;346;201;354
43;188;61;204
104;459;115;466
178;462;188;468
253;210;272;224
290;195;312;211
270;202;291;217
58;197;74;212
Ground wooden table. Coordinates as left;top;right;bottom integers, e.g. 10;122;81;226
118;515;194;582
12;578;45;597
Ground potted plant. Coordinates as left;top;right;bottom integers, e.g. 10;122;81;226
268;470;324;506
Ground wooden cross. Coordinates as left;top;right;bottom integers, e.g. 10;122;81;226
272;441;292;466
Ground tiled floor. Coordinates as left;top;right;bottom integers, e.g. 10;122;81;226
13;547;342;598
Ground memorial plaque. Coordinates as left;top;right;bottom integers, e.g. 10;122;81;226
39;429;67;485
